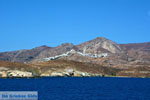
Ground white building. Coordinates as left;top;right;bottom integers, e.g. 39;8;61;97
41;49;108;61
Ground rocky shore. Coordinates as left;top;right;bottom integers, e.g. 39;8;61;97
0;60;150;78
0;68;104;78
0;67;33;78
40;68;104;77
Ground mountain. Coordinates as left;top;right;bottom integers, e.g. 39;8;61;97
0;37;150;65
119;42;150;63
0;37;123;63
77;37;122;54
0;37;150;77
120;42;150;51
0;45;51;63
32;43;76;62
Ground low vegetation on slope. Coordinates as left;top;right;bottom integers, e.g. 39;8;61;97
0;60;150;77
0;61;40;76
35;60;120;76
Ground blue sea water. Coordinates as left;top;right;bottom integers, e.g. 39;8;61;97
0;77;150;100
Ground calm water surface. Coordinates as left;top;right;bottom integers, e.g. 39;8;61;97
0;77;150;100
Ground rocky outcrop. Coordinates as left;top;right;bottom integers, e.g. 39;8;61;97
0;61;40;78
7;70;33;77
77;37;122;54
0;67;33;77
1;60;150;78
40;68;104;77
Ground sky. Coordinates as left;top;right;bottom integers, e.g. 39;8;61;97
0;0;150;52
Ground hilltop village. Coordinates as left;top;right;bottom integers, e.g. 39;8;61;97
41;49;108;61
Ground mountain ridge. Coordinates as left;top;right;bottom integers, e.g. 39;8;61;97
0;37;150;65
0;37;150;77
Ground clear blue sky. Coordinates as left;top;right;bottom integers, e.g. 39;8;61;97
0;0;150;52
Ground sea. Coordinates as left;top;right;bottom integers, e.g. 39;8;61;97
0;77;150;100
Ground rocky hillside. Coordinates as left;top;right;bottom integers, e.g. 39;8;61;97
77;37;122;54
0;37;150;78
0;37;150;65
120;42;150;64
0;45;51;63
0;61;40;77
0;60;150;78
0;37;123;63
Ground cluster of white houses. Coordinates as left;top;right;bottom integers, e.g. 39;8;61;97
42;49;108;61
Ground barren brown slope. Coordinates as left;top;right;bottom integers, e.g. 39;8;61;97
0;61;40;75
0;60;150;77
120;42;150;51
32;43;76;62
17;59;150;77
34;59;120;76
0;60;120;76
0;37;123;63
0;37;150;67
120;42;150;63
0;45;51;63
77;37;122;54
